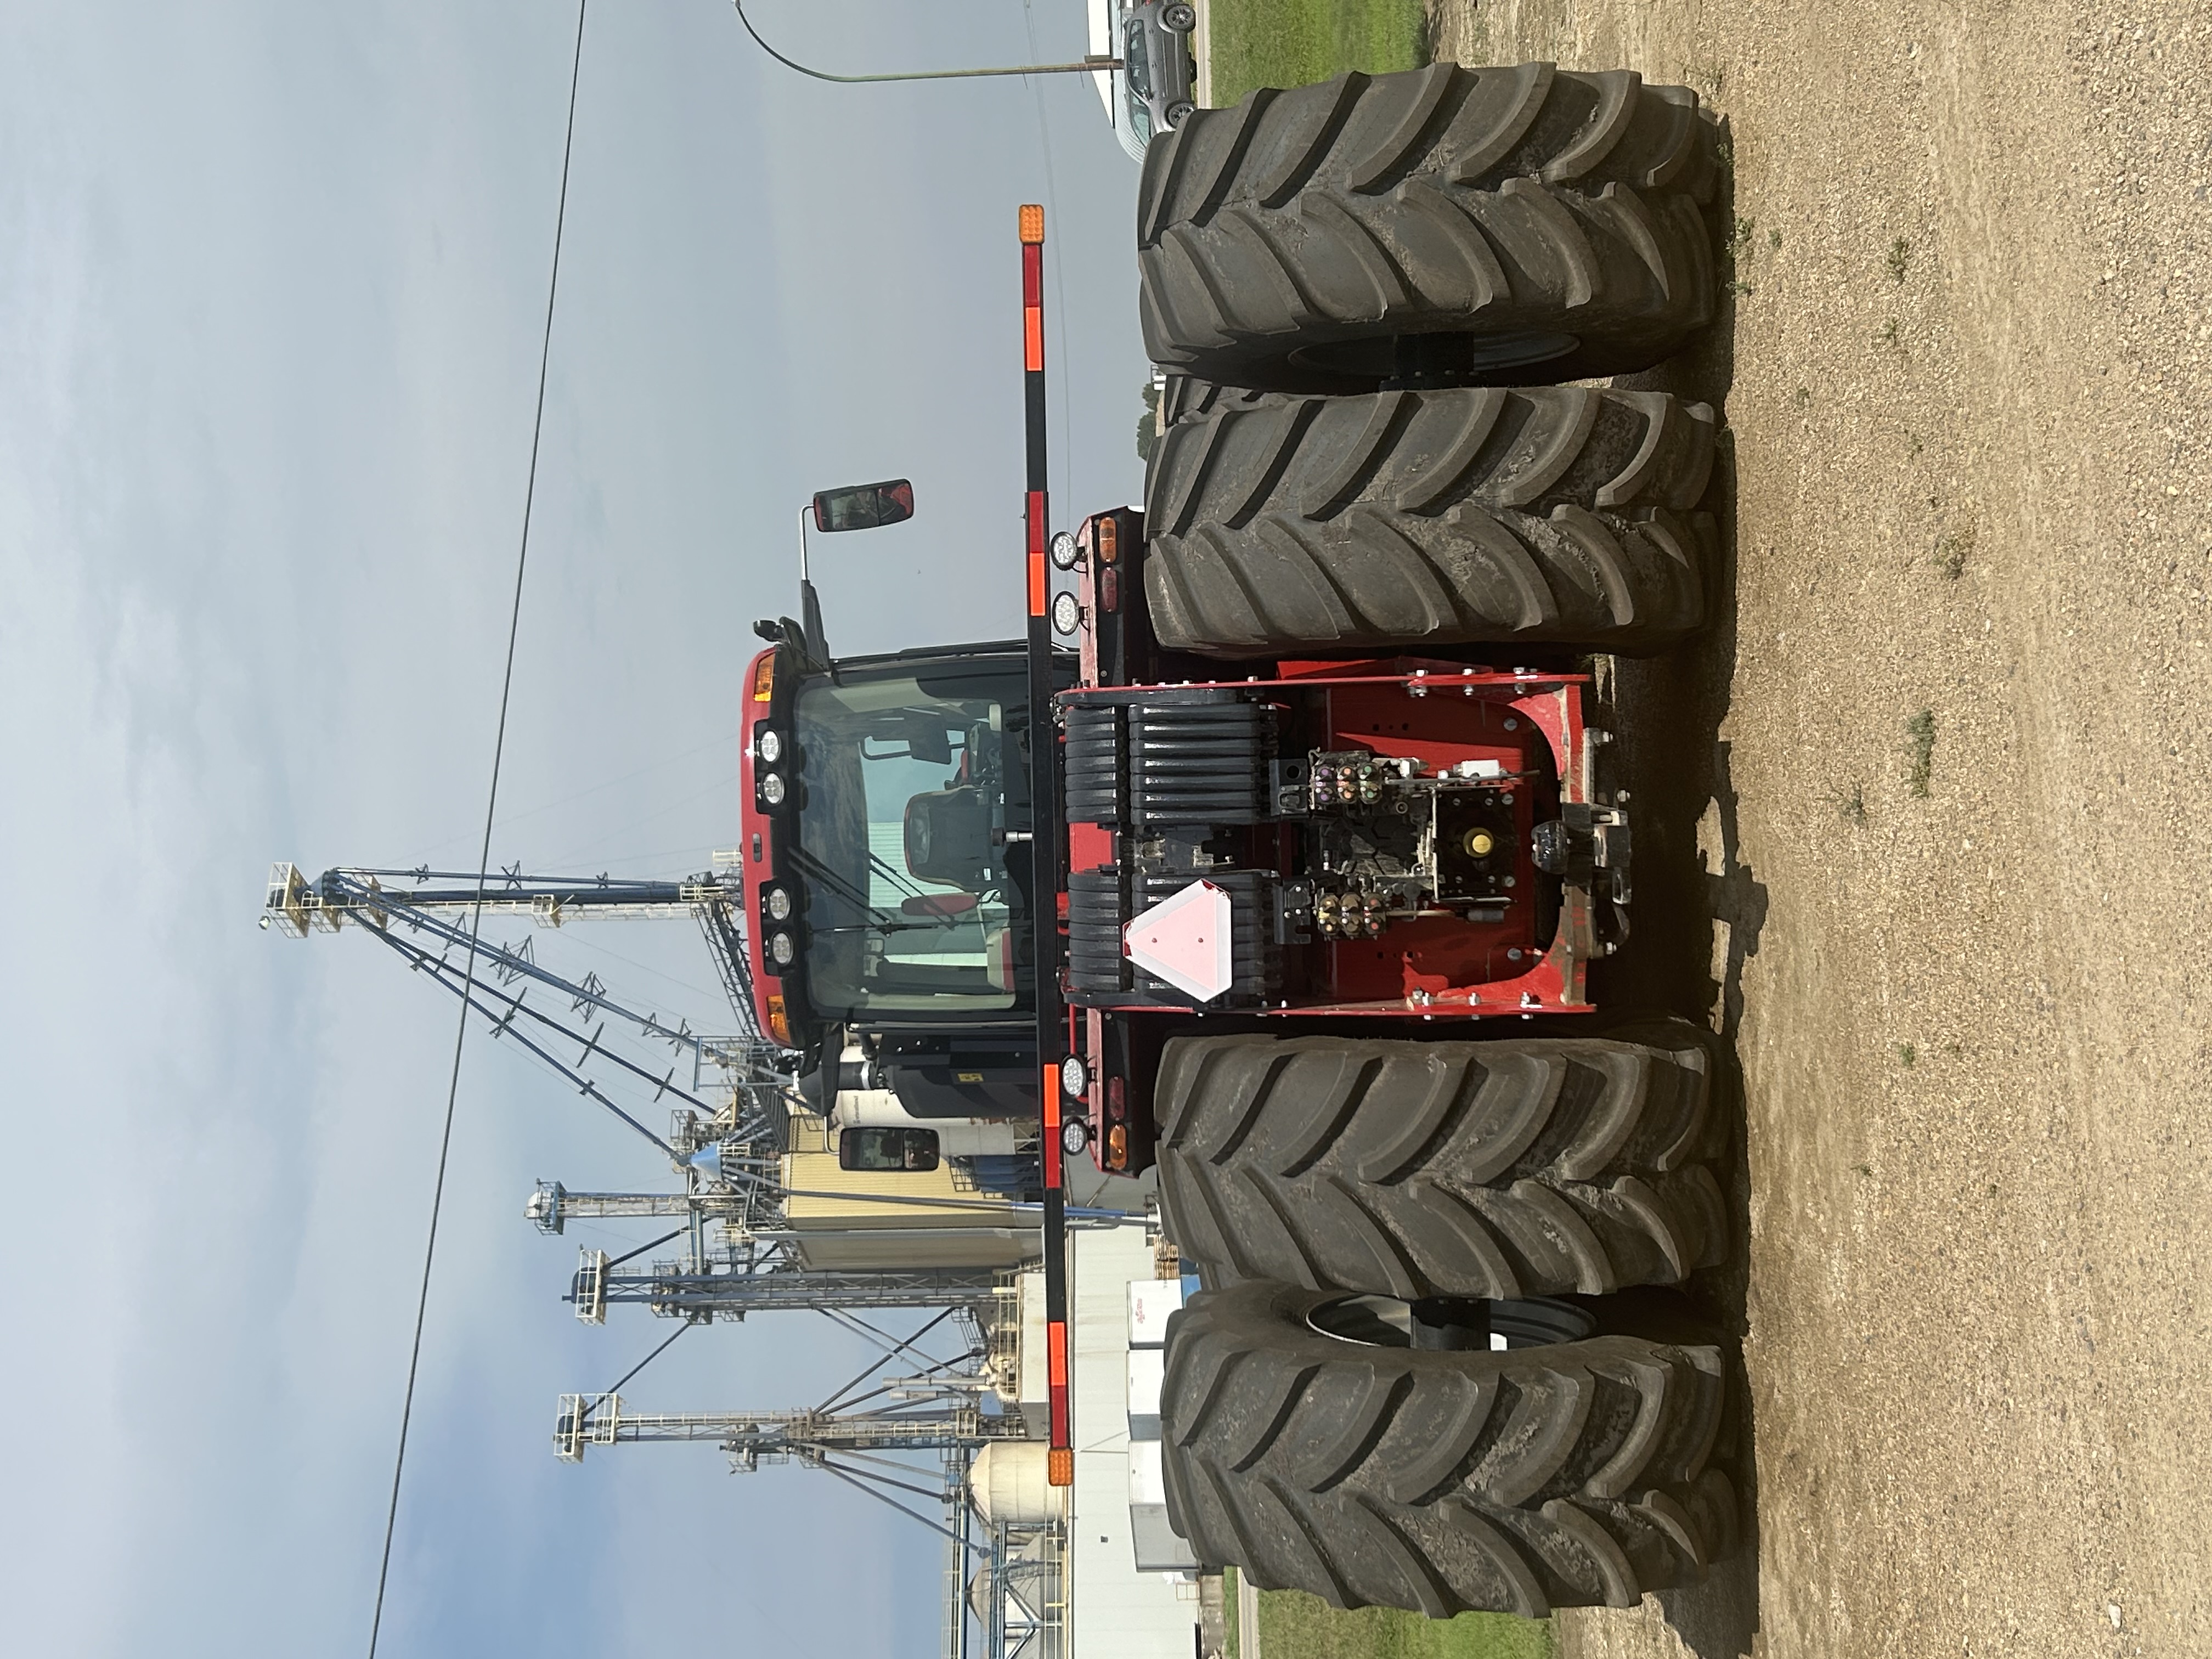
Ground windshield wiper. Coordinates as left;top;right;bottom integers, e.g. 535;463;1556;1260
786;844;898;928
866;848;929;904
786;845;975;936
809;918;971;938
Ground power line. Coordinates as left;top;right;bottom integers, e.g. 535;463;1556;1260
732;0;1114;83
402;728;740;866
364;4;591;1654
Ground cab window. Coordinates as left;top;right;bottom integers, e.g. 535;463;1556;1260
1123;18;1154;97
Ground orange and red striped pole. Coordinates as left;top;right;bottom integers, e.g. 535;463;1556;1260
1018;205;1074;1488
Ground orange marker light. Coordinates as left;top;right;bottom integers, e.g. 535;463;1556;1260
766;995;790;1046
750;653;776;703
1018;204;1045;244
1048;1447;1074;1487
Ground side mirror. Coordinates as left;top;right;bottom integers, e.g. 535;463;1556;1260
812;478;915;533
838;1126;940;1173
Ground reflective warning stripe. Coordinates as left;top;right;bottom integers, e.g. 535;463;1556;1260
1019;203;1074;1489
1041;1063;1063;1188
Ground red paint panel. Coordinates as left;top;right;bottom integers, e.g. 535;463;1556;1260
736;651;781;1042
1066;821;1114;874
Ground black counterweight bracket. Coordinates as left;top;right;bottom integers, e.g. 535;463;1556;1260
1533;801;1633;904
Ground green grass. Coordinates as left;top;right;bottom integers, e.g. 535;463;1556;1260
1256;1587;1554;1659
1205;0;1431;106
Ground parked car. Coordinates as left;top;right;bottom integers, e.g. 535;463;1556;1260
1090;0;1197;160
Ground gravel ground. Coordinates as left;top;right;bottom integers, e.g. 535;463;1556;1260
1416;2;2212;1654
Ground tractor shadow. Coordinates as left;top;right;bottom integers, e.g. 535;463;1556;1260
1587;152;1768;1659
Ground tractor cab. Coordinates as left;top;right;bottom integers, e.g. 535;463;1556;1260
737;479;1065;1122
742;641;1046;1053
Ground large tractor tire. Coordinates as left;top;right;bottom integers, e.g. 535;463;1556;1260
1142;384;1713;657
1138;63;1720;394
1159;1278;1739;1615
1155;372;1265;430
1154;1023;1727;1299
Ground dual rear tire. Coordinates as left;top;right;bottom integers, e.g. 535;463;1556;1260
1138;63;1720;396
1153;1022;1728;1301
1136;63;1724;661
1161;1278;1739;1617
1149;1022;1742;1613
1143;383;1715;657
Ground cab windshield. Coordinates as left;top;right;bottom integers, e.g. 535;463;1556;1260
792;661;1032;1017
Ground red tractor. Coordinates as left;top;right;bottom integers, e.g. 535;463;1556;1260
741;65;1740;1620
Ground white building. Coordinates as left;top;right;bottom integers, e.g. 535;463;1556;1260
990;1217;1206;1659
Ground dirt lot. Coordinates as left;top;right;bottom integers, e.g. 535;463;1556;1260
1415;1;2212;1654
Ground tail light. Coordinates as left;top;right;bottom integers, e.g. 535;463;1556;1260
1046;1316;1071;1484
1096;515;1119;564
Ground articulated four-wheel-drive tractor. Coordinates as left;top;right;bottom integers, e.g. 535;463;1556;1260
743;64;1740;1619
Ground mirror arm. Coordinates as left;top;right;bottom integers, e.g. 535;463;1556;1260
800;578;831;672
795;506;831;671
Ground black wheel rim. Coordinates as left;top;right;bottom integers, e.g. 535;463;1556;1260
1286;330;1581;385
1307;1293;1599;1350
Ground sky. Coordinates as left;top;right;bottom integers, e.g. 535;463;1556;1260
0;2;1146;1653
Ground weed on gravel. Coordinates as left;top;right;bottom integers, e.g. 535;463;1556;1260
1723;216;1758;297
1906;709;1937;796
1934;522;1976;579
